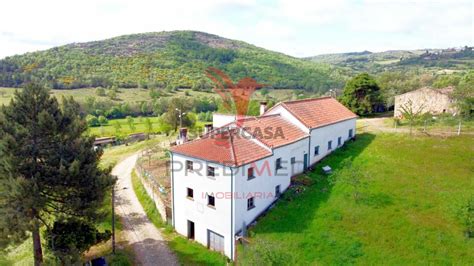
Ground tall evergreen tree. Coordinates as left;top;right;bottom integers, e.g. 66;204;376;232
340;73;383;115
0;84;115;265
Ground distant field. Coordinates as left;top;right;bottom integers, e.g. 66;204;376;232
240;133;474;264
88;116;162;137
0;87;218;106
0;87;303;106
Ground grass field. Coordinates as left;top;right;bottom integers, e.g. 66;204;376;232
0;87;304;107
89;116;163;137
0;87;218;106
239;133;474;265
131;171;229;265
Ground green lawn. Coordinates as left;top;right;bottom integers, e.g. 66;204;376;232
239;133;474;265
89;116;162;137
131;171;229;265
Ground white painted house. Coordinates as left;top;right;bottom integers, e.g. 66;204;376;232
169;97;357;260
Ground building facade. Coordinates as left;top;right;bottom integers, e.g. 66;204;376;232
394;87;457;117
169;97;357;259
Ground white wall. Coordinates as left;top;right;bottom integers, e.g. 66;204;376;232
172;114;356;260
309;118;356;165
232;138;309;235
212;114;236;128
265;105;309;133
171;153;234;258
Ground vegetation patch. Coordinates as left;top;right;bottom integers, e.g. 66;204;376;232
240;133;474;265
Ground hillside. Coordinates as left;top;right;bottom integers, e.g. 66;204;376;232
0;31;345;93
307;47;474;74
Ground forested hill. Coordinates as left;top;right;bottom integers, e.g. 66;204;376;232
0;31;345;93
306;47;474;74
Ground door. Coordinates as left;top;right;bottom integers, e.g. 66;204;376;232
208;230;224;253
303;153;308;170
187;220;195;240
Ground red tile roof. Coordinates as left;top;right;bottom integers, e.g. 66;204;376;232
170;128;271;167
275;97;357;129
236;115;308;148
171;97;356;166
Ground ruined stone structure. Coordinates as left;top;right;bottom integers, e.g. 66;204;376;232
394;87;457;117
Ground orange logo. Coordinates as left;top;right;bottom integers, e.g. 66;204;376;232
205;67;266;149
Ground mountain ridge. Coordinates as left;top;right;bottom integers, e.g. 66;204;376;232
0;31;342;92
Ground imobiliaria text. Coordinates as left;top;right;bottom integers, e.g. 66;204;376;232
202;191;274;200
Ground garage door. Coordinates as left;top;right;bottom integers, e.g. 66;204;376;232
208;230;224;253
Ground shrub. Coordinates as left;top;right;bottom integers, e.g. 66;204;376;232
86;114;100;127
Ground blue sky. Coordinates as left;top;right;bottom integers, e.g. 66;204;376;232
0;0;472;59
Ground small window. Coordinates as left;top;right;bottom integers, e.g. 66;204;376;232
348;129;353;138
208;195;215;207
314;145;320;155
338;137;342;146
186;160;193;171
275;185;281;197
207;166;215;177
275;158;282;171
328;141;332;150
247;197;255;210
187;188;194;199
247;167;255;180
290;157;296;164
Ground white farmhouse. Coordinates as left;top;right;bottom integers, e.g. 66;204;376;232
169;97;357;260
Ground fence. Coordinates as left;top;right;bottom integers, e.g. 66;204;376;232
135;145;173;224
358;117;473;137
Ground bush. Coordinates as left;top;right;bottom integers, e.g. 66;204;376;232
46;219;111;264
96;87;106;96
98;115;108;126
86;114;100;127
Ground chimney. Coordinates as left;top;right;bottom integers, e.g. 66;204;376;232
177;127;188;145
259;101;267;115
204;124;213;134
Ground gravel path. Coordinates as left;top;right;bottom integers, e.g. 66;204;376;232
112;154;178;266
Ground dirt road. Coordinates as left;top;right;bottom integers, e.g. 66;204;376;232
112;154;178;266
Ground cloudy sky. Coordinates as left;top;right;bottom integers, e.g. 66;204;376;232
0;0;472;59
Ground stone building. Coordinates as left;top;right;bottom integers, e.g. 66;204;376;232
394;87;457;117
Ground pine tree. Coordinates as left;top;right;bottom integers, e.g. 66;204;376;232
0;84;115;265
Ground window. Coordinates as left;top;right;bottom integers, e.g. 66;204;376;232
208;195;215;208
338;137;342;146
314;145;320;155
275;185;281;197
328;141;332;150
291;157;296;164
187;188;194;199
275;158;282;171
186;160;193;171
247;167;255;180
207;166;215;177
348;129;353;138
247;197;255;210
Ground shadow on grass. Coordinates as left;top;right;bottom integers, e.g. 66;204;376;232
252;132;376;234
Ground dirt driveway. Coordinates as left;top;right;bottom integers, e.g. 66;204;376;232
112;154;178;266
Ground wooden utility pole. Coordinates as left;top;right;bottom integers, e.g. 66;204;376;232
112;184;116;254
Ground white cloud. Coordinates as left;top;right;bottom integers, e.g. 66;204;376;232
0;0;471;58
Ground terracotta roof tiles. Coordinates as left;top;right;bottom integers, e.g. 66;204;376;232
278;97;357;129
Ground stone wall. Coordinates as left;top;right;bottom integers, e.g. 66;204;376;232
394;88;457;117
